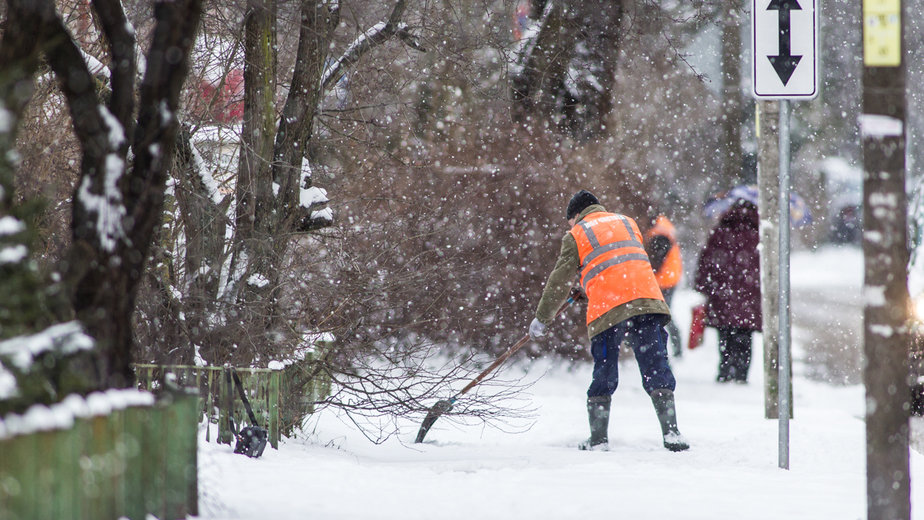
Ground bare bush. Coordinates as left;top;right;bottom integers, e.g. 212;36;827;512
5;0;729;435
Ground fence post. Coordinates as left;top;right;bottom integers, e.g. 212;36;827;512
186;397;200;517
89;414;117;519
206;369;214;443
111;408;128;516
72;415;93;519
34;431;57;519
143;401;166;518
50;421;80;520
269;369;281;449
0;439;8;520
65;423;84;519
3;431;36;520
122;405;147;520
0;435;10;519
195;367;204;419
218;367;234;444
163;389;198;519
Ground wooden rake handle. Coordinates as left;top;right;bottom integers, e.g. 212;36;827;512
454;296;576;399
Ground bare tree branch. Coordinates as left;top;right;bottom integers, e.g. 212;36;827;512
90;0;136;136
0;0;55;211
320;1;414;93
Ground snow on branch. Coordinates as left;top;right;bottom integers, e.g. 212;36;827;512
90;0;138;126
0;216;24;235
0;322;95;372
0;215;27;261
397;25;426;52
0;245;27;264
298;158;328;211
0;365;14;401
320;0;424;93
76;108;128;253
81;49;111;80
188;141;226;205
509;0;555;77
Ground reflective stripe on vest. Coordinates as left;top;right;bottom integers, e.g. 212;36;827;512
570;212;665;325
645;215;683;289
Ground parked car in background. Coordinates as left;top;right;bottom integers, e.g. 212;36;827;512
816;157;863;244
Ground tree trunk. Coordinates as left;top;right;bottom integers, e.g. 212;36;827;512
66;0;202;387
511;0;623;138
273;0;339;231
157;1;418;367
226;0;278;316
236;0;278;245
172;126;230;361
720;0;743;185
0;0;202;388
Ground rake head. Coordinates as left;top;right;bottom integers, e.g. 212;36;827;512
414;399;454;443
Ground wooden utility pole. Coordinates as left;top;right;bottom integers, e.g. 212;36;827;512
721;0;744;185
861;0;911;518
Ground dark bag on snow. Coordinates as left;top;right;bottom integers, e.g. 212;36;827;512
230;369;269;458
233;422;268;458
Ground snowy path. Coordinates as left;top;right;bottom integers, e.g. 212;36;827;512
197;246;924;520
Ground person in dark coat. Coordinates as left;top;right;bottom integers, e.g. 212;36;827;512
694;199;761;383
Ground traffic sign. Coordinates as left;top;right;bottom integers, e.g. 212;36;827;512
752;0;819;99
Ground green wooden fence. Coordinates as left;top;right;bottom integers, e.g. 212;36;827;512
135;364;283;449
0;388;198;520
134;365;286;449
134;363;330;451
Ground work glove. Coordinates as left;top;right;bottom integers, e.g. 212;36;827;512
529;318;547;340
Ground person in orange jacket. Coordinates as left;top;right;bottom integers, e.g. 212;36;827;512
528;190;689;452
644;213;684;358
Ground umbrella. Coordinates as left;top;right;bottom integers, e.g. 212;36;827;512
703;184;812;227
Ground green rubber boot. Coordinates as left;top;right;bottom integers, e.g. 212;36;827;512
578;395;611;451
650;389;690;452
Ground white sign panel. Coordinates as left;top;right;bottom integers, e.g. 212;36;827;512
752;0;819;99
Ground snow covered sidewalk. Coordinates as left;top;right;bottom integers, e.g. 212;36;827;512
196;247;924;519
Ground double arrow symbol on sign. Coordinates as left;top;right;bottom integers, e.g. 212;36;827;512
767;0;802;85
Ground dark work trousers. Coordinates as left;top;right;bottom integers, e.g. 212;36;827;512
661;288;683;357
716;326;753;382
587;313;677;397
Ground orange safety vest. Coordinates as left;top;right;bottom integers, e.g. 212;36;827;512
645;215;683;290
570;212;665;325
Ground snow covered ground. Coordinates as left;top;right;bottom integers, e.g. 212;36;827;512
197;245;924;520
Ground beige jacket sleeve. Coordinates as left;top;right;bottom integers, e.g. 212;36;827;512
535;232;580;324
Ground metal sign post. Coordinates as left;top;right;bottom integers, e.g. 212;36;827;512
778;99;792;470
752;0;818;470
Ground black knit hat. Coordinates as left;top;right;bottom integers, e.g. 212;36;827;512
566;190;599;220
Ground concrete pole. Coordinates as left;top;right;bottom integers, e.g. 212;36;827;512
757;100;781;419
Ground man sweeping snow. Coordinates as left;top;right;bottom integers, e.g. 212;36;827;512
529;190;690;452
